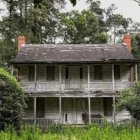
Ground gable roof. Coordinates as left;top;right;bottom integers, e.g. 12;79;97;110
11;44;138;64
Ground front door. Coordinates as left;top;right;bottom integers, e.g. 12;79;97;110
62;98;87;124
63;98;75;124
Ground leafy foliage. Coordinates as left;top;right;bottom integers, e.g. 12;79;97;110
0;124;140;140
0;68;26;129
60;10;108;43
117;82;140;121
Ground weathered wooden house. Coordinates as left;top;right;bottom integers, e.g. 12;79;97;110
11;35;139;125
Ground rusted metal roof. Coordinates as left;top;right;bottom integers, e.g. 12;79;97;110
11;44;138;64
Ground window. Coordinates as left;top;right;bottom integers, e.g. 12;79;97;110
36;98;45;118
47;66;55;81
80;67;83;79
29;66;35;81
94;65;102;80
65;67;69;79
114;65;120;80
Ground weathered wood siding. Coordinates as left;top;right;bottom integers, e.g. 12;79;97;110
45;98;59;120
19;64;131;82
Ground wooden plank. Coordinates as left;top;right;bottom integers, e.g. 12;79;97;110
34;97;36;124
88;65;90;91
113;96;116;123
88;97;91;124
34;64;37;91
59;65;62;92
112;64;114;91
59;97;62;123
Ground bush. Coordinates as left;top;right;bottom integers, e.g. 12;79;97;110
0;67;26;130
117;82;140;123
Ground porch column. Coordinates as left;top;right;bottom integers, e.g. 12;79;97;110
113;96;116;123
87;65;90;91
88;97;91;124
34;97;37;124
59;97;62;123
59;65;62;92
34;64;37;91
112;64;116;122
88;65;91;124
112;64;115;91
135;64;138;81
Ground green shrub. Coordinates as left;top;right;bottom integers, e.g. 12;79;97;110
0;67;26;130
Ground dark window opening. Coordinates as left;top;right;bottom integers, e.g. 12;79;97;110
80;67;83;79
65;68;69;79
114;65;120;80
29;66;35;81
65;114;68;122
36;98;45;118
47;66;55;81
94;65;102;80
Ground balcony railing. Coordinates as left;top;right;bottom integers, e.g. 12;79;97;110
20;81;134;93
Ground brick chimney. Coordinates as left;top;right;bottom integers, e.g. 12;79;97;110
17;36;26;52
123;34;131;52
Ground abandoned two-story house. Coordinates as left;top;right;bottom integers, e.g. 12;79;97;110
10;34;139;125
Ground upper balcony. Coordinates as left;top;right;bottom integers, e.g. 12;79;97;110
16;63;137;94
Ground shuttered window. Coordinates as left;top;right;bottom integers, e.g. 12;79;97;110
29;66;35;81
114;65;120;80
94;65;102;80
47;66;55;81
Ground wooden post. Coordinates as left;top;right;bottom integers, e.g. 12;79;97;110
59;65;62;92
88;65;90;91
88;97;91;124
34;64;37;91
87;65;91;124
112;64;115;91
34;97;37;124
135;64;138;81
59;97;62;124
113;96;116;123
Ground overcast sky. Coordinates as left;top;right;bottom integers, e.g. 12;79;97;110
0;0;140;22
65;0;140;22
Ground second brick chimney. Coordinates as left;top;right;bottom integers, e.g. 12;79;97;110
17;36;26;52
123;34;131;52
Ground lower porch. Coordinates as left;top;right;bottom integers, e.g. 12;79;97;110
23;97;116;125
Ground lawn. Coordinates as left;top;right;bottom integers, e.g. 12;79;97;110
0;123;140;140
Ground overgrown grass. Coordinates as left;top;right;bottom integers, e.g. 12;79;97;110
0;123;140;140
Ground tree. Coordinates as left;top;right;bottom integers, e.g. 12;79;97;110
117;82;140;123
60;10;108;43
0;0;65;66
0;68;26;129
105;4;132;44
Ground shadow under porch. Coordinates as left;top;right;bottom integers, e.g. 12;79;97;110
23;97;115;125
